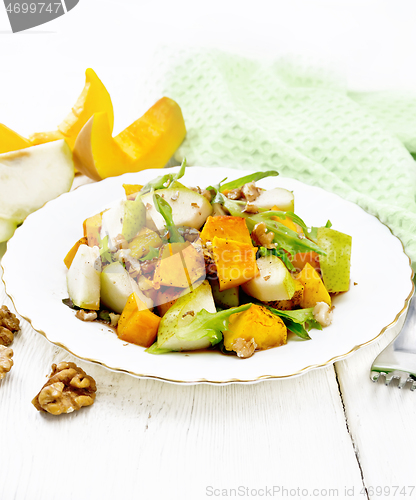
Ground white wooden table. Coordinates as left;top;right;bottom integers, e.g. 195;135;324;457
1;231;415;500
2;2;416;499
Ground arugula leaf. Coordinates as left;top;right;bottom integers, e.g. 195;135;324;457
98;310;111;322
146;344;172;355
97;234;113;264
153;193;184;243
62;298;80;310
257;246;294;271
261;304;322;340
139;158;187;195
220;170;279;192
146;304;252;354
305;220;332;243
139;246;160;261
223;197;325;257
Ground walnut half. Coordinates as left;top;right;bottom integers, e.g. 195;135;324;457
32;362;97;415
0;346;13;380
0;305;20;346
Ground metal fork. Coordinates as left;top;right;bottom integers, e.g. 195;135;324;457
371;293;416;390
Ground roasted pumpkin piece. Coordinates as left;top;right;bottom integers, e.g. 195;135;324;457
123;184;143;200
73;97;186;181
64;236;88;269
117;293;161;347
155;287;184;317
296;263;331;308
291;251;320;272
83;211;105;247
128;227;162;259
200;216;252;245
266;280;304;311
224;304;287;352
269;205;303;235
212;236;259;291
153;242;205;288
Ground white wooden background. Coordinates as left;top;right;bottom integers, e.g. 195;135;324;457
2;1;416;499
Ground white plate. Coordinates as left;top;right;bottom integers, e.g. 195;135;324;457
2;167;413;384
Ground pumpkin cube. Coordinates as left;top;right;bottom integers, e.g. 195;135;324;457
200;216;252;245
212;236;258;291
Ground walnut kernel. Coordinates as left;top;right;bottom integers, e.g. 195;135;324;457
0;346;13;380
232;338;257;359
32;362;97;415
0;305;20;346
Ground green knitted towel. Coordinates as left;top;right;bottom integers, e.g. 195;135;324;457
146;50;416;267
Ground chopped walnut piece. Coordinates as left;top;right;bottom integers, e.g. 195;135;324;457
225;187;242;200
0;346;13;380
242;202;259;214
201;189;212;202
109;313;120;327
251;222;275;248
32;362;97;415
170;191;180;201
75;310;98;322
232;338;257;359
313;302;333;327
242;181;261;202
112;234;129;250
0;305;20;346
212;203;228;217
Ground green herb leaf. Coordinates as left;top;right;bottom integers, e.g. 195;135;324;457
139;246;160;261
146;304;252;354
140;158;187;195
257;246;294;271
146;343;172;355
153;193;185;243
98;310;111;322
223;197;325;257
62;298;80;310
220;170;279;192
261;304;322;340
97;234;113;264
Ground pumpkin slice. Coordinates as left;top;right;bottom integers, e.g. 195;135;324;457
29;68;114;150
73;97;186;180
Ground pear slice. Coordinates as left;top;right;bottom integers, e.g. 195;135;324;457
157;280;216;351
317;227;352;292
67;245;101;310
141;187;212;231
100;196;145;249
100;261;153;313
242;255;296;301
0;140;74;242
0;218;18;242
255;188;294;211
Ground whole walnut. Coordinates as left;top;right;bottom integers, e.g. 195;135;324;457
32;362;97;415
0;305;20;346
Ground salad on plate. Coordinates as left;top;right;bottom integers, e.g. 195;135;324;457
63;162;352;359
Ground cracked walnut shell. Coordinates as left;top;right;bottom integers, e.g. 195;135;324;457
32;362;97;415
0;346;13;380
0;305;20;346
